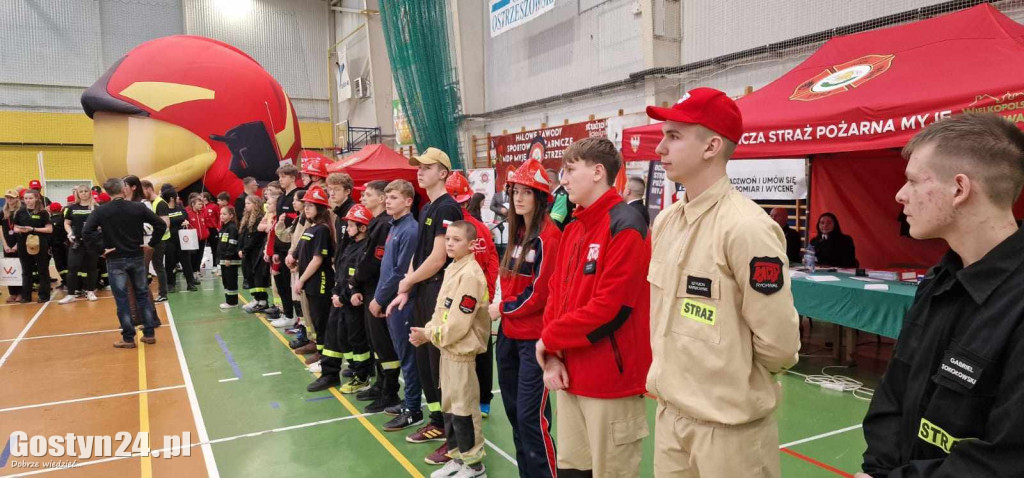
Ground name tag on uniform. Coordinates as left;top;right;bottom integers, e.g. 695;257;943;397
444;297;453;308
681;299;716;325
686;276;712;298
938;351;982;389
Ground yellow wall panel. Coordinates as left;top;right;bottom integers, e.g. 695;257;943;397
0;112;93;145
0;146;97;193
299;121;333;149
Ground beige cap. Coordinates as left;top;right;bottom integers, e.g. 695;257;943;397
4;189;18;198
409;147;452;170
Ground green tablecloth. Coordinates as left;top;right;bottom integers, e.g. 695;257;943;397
791;272;918;338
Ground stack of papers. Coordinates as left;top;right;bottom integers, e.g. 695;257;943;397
805;275;841;282
864;284;890;291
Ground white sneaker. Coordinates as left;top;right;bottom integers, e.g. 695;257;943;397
86;291;98;302
431;460;462;478
58;295;75;305
242;302;258;313
270;317;295;328
308;361;321;373
219;303;238;309
452;464;485;478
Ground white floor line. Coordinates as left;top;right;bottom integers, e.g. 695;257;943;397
0;296;116;308
485;439;518;466
261;371;281;377
5;412;378;477
0;301;50;369
218;378;239;383
779;423;863;449
0;385;185;413
0;328;122;343
164;302;220;478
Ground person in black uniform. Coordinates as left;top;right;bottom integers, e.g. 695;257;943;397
217;206;241;309
809;212;858;268
350;180;402;413
14;190;53;303
163;189;198;293
770;207;803;264
294;185;336;367
858;113;1024;478
47;202;69;291
2;190;23;302
61;186;100;303
388;147;464;462
240;195;271;313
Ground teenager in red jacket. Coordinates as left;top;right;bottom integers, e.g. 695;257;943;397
536;138;652;477
490;159;561;478
187;194;209;278
446;171;499;418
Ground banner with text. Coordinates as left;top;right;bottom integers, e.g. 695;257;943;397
493;119;607;191
490;0;556;38
726;158;807;200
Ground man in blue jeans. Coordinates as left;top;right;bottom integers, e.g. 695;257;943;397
83;178;167;349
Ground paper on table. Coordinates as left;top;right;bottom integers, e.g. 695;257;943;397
789;270;808;278
864;284;890;291
805;275;841;282
850;277;883;283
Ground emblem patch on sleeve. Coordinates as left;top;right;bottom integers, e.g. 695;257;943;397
459;295;477;314
374;245;385;260
749;257;784;295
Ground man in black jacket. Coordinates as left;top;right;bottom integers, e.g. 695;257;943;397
770;208;803;264
622;176;651;226
83;178;167;349
859;113;1024;478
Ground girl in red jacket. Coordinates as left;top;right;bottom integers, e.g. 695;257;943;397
187;194;209;279
489;159;561;478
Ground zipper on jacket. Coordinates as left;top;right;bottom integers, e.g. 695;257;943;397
610;333;624;374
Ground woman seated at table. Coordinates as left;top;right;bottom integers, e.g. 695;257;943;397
810;212;859;268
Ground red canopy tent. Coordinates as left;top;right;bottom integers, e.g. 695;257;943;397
325;143;423;201
622;4;1024;269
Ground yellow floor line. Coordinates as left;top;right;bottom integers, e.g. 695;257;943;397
138;336;153;478
240;296;424;478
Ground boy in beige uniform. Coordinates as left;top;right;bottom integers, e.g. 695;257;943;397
645;88;801;477
411;221;491;478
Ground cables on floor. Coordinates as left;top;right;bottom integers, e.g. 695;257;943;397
803;366;874;401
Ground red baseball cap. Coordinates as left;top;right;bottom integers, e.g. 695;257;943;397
645;87;743;143
28;180;42;190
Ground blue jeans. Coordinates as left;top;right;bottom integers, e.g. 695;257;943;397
386;304;421;411
107;255;159;341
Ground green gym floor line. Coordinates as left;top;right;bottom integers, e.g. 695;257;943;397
171;277;872;477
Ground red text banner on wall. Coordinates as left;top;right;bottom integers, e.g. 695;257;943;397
492;120;607;190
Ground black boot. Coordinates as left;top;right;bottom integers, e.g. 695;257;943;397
306;374;341;392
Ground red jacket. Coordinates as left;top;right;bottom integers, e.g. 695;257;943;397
187;207;209;240
499;218;561;340
541;188;652;399
463;212;499;300
203;203;220;229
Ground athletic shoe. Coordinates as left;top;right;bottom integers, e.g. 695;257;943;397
356;385;382;402
452;464;485;478
270;317;295;328
430;460;462;478
407;424;446;444
263;306;281;315
383;403;404;416
242;302;259;313
306;374;340;392
308;361;322;374
58;295;76;305
219;303;237;309
481;403;490;418
86;291;98;301
382;408;423;431
424;443;451;465
364;396;401;414
155;295;168;303
340;377;371;394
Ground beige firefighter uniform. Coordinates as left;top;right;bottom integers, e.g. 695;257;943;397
647;175;801;478
424;254;491;465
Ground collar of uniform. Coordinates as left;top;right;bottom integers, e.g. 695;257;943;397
450;253;475;271
681;175;731;224
954;227;1024;304
573;188;621;226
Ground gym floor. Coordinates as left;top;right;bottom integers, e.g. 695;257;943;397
0;277;888;477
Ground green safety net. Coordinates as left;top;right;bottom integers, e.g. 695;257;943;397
380;0;464;169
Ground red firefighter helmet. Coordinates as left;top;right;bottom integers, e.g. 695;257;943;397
343;204;372;226
81;35;301;200
508;159;552;194
301;156;329;179
445;171;473;204
303;185;330;207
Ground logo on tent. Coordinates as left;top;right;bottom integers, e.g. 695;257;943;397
790;54;895;102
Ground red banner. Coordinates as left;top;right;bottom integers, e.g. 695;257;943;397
492;120;607;191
